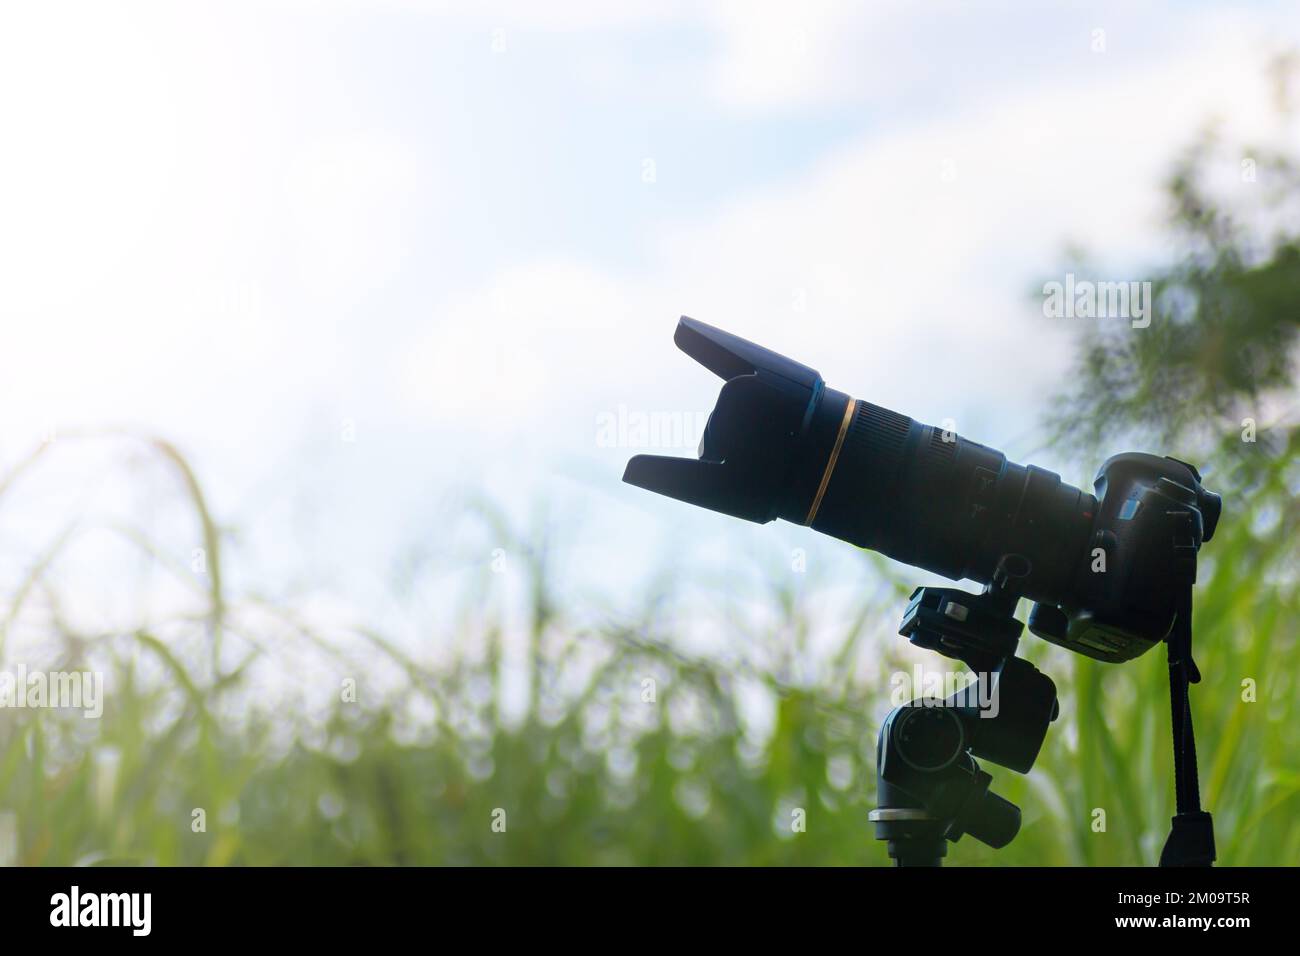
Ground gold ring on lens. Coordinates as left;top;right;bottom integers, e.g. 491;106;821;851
805;399;856;526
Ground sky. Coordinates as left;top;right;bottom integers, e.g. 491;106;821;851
0;0;1297;678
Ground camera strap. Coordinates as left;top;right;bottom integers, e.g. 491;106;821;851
1158;579;1216;866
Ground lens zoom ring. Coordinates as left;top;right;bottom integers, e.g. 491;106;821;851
849;401;911;460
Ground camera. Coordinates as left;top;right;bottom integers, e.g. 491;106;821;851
623;317;1221;663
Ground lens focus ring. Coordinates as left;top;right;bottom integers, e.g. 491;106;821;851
811;400;913;549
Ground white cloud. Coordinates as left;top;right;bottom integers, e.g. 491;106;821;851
401;9;1286;459
285;133;428;303
400;260;671;426
703;0;891;110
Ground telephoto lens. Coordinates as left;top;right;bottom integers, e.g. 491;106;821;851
624;317;1093;603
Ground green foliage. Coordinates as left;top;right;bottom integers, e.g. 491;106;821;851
0;422;1294;866
1047;124;1300;458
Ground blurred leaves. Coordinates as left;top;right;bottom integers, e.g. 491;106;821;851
1047;124;1300;460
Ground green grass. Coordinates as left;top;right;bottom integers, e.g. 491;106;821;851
0;429;1295;866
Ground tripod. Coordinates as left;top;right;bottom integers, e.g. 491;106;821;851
870;548;1216;867
869;557;1059;866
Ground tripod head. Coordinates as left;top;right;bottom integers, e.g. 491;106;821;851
870;559;1059;865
